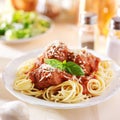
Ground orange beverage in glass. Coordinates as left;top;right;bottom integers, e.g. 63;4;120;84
98;0;118;36
11;0;38;11
85;0;118;36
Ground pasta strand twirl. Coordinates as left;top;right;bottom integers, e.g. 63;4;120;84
13;59;113;103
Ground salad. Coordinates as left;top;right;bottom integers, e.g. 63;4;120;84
0;11;51;41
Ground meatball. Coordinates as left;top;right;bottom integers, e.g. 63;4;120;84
69;50;100;75
43;42;69;61
29;64;72;89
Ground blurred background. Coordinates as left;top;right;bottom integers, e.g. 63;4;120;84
1;0;120;56
0;0;120;36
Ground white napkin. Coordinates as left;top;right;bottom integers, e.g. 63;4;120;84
0;101;29;120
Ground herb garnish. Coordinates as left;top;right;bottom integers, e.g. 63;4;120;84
44;59;84;76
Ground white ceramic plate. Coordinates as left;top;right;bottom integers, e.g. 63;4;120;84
2;49;120;109
0;15;53;44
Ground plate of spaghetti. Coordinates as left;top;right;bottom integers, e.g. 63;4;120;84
2;42;120;109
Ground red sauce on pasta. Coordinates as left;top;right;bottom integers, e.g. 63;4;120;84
29;42;100;94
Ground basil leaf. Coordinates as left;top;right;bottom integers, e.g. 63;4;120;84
44;59;85;76
44;59;63;70
65;61;84;76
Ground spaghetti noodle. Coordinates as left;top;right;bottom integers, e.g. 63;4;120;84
13;43;113;103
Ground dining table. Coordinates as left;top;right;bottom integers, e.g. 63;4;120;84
0;20;120;120
1;0;120;118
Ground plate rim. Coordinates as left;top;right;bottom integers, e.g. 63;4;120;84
2;49;120;109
